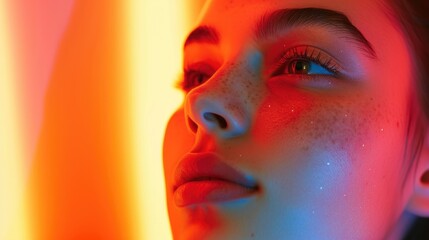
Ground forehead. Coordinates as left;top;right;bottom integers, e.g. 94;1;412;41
196;0;395;56
201;0;379;22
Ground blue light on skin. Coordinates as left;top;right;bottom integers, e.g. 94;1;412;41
247;51;263;74
220;196;254;210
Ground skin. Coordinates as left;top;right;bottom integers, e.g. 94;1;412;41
163;0;420;239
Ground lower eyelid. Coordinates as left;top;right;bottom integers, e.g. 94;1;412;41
269;73;341;90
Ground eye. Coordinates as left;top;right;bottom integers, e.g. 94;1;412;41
271;46;340;78
287;59;333;75
182;70;210;91
180;63;215;92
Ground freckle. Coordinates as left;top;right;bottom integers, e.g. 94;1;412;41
251;233;254;238
396;121;399;128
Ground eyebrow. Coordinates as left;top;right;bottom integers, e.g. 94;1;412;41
183;25;220;49
256;8;377;58
184;8;377;59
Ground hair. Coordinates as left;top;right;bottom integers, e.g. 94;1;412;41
384;1;429;238
386;0;429;120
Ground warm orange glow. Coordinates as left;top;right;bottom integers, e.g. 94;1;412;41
25;1;137;239
0;1;28;239
127;1;187;239
1;1;203;239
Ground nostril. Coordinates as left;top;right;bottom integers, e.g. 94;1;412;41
203;112;228;129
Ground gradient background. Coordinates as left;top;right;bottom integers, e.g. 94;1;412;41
0;0;205;239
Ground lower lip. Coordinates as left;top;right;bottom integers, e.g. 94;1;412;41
174;180;256;207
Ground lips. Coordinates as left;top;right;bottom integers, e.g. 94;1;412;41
173;152;258;207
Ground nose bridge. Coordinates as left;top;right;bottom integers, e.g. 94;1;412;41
185;60;260;138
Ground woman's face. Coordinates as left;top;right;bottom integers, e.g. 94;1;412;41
163;0;415;239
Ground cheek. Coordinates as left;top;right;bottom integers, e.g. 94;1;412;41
249;86;407;236
163;109;195;194
251;85;314;146
252;87;375;155
251;82;403;168
252;89;374;191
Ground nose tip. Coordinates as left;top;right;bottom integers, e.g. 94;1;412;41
185;92;249;139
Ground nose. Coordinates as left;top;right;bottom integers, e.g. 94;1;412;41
184;75;251;139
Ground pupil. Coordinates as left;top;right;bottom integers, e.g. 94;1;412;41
295;60;308;73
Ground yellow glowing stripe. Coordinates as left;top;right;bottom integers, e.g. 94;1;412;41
0;2;29;240
128;1;185;239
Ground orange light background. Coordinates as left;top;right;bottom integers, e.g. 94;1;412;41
0;0;204;239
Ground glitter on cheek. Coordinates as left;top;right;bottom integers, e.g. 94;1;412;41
251;89;315;145
310;149;351;192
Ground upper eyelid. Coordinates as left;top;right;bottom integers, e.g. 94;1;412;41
184;62;217;75
279;45;341;66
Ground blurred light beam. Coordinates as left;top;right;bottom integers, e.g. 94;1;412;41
128;1;186;239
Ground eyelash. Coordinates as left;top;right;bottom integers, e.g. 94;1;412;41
180;70;209;92
271;46;340;77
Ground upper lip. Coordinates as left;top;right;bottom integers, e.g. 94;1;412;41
173;152;258;192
